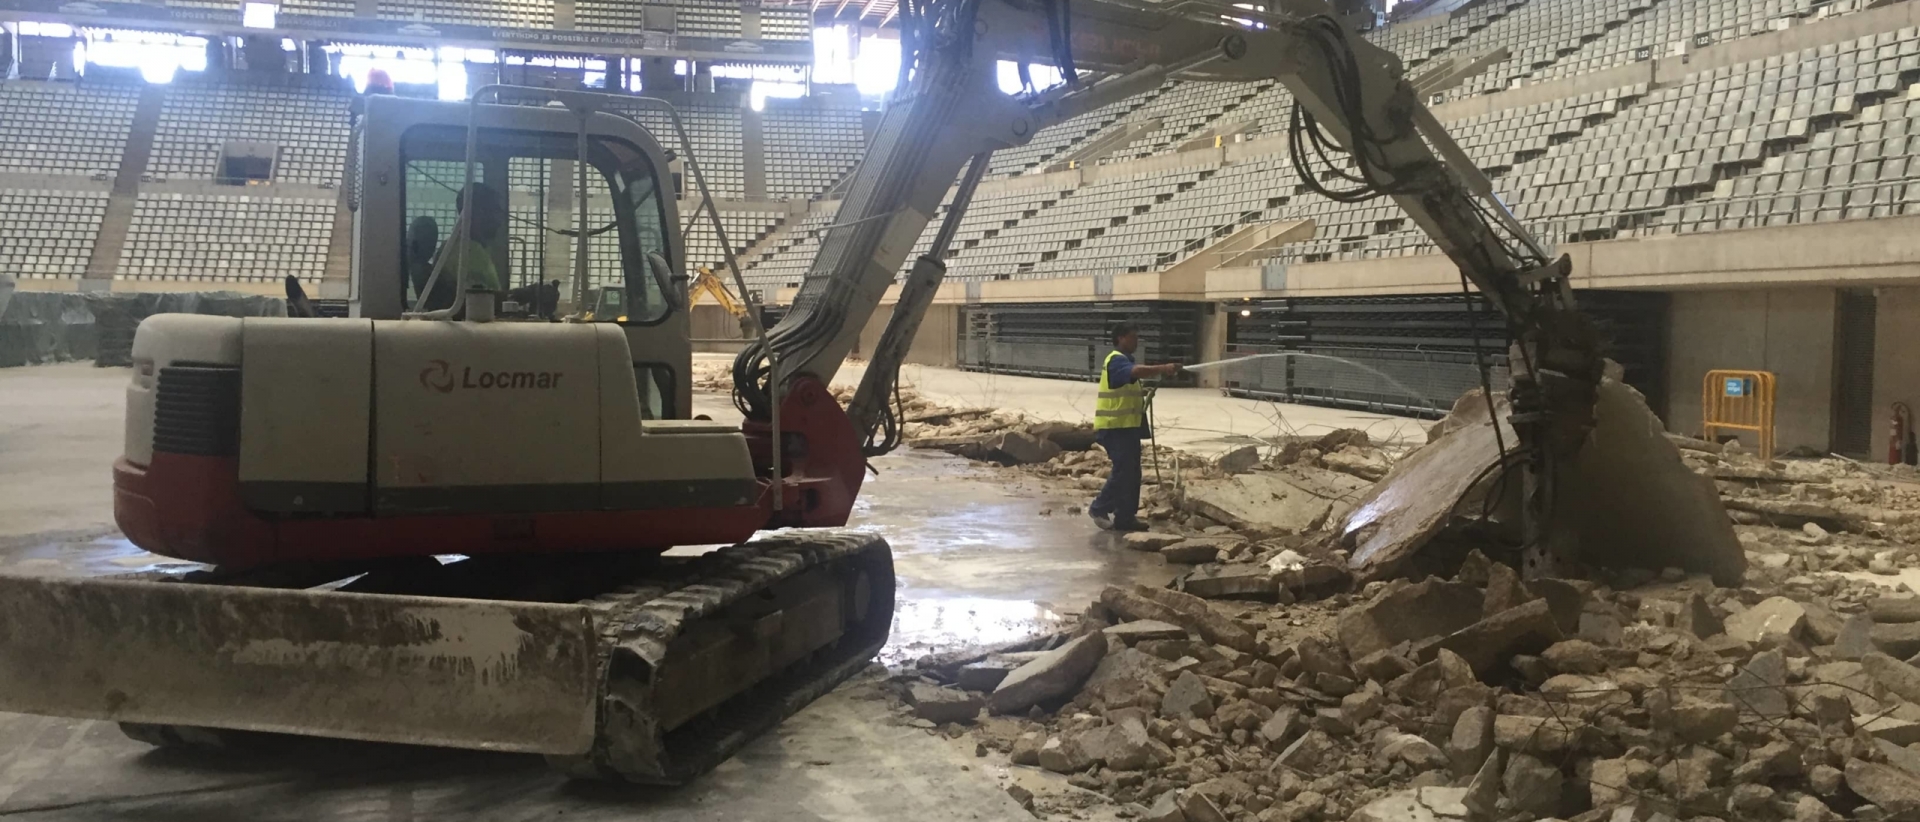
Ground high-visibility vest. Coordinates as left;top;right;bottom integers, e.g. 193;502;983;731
1095;349;1146;430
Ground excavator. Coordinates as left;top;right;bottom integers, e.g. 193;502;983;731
0;0;1639;784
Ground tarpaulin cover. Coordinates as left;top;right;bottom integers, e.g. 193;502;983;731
0;292;97;368
85;292;287;368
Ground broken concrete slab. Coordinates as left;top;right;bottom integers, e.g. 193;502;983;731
1493;713;1591;753
1322;448;1391;481
1559;378;1749;587
1725;596;1807;645
1038;735;1093;773
989;632;1108;714
1161;539;1231;565
1875;621;1920;658
1181;564;1277;600
1180;791;1229;822
1104;619;1188;644
1860;715;1920;746
1214;444;1259;475
1340;410;1513;585
1847;759;1920;813
1449;705;1495;777
1838;614;1876;660
1677;593;1725;638
988;430;1062;465
1872;598;1920;624
1337;578;1486;660
1866;653;1920;704
1161;670;1215;720
906;683;985;724
956;652;1047;691
1727;649;1791;719
1186;465;1370;535
1080;647;1169;708
1349;787;1472;822
1428;598;1565;679
1074;718;1169;771
1123;532;1188;552
1107;585;1258;653
1028;420;1096;451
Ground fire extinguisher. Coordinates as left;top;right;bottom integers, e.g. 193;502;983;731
1893;403;1918;466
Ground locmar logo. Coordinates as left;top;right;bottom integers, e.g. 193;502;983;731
419;360;565;392
419;359;455;393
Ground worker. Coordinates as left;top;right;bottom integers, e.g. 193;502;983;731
447;182;506;297
1089;321;1183;532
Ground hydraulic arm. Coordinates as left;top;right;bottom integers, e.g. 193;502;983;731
733;0;1601;572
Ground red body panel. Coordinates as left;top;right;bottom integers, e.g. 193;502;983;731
115;376;866;569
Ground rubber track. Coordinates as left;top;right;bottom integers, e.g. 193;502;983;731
551;529;895;784
119;530;895;784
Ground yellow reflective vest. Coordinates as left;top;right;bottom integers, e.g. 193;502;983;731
1095;350;1145;430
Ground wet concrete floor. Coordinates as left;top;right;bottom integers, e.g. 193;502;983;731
0;363;1173;821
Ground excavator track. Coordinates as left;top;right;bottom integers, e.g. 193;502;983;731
100;531;894;784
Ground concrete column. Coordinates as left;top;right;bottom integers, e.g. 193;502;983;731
545;159;578;311
84;83;165;290
553;0;574;28
740;5;761;39
1195;303;1227;388
741;106;766;200
1665;287;1837;454
1871;287;1920;463
638;56;678;92
355;0;377;17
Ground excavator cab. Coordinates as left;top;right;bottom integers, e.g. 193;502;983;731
353;94;693;416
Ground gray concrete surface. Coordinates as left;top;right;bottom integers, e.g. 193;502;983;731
823;356;1426;458
0;362;1191;821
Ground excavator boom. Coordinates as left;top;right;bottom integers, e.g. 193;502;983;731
739;0;1593;569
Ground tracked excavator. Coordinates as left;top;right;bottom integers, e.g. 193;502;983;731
0;0;1621;783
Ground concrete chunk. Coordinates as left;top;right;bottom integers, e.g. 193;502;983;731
1847;759;1920;813
1864;652;1920;704
1186;466;1370;534
1161;670;1215;719
1874;621;1920;658
1872;598;1920;624
1350;787;1473;822
988;430;1061;465
1838;614;1876;660
1728;649;1790;719
1337;579;1486;660
989;632;1108;714
1107;585;1257;652
905;683;984;724
1123;532;1188;552
1104;619;1188;643
1428;598;1564;679
1726;596;1806;645
1161;540;1228;565
1181;564;1277;599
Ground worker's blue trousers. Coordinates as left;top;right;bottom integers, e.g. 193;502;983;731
1090;429;1144;527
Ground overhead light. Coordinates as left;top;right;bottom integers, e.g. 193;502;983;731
1239;309;1251;317
242;1;278;28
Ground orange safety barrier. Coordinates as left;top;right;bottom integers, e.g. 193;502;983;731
1702;370;1776;457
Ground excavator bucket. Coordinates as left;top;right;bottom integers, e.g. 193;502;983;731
0;575;601;754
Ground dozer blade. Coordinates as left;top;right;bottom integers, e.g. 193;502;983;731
0;574;601;754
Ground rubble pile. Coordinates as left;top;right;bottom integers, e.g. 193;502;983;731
1676;438;1920;581
891;552;1920;822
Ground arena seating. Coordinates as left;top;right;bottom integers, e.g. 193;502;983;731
607;98;749;198
378;0;554;28
763;103;865;199
0;82;138;177
117;192;334;282
149;82;353;186
0;188;110;279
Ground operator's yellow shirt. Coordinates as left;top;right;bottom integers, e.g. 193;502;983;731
456;239;499;292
